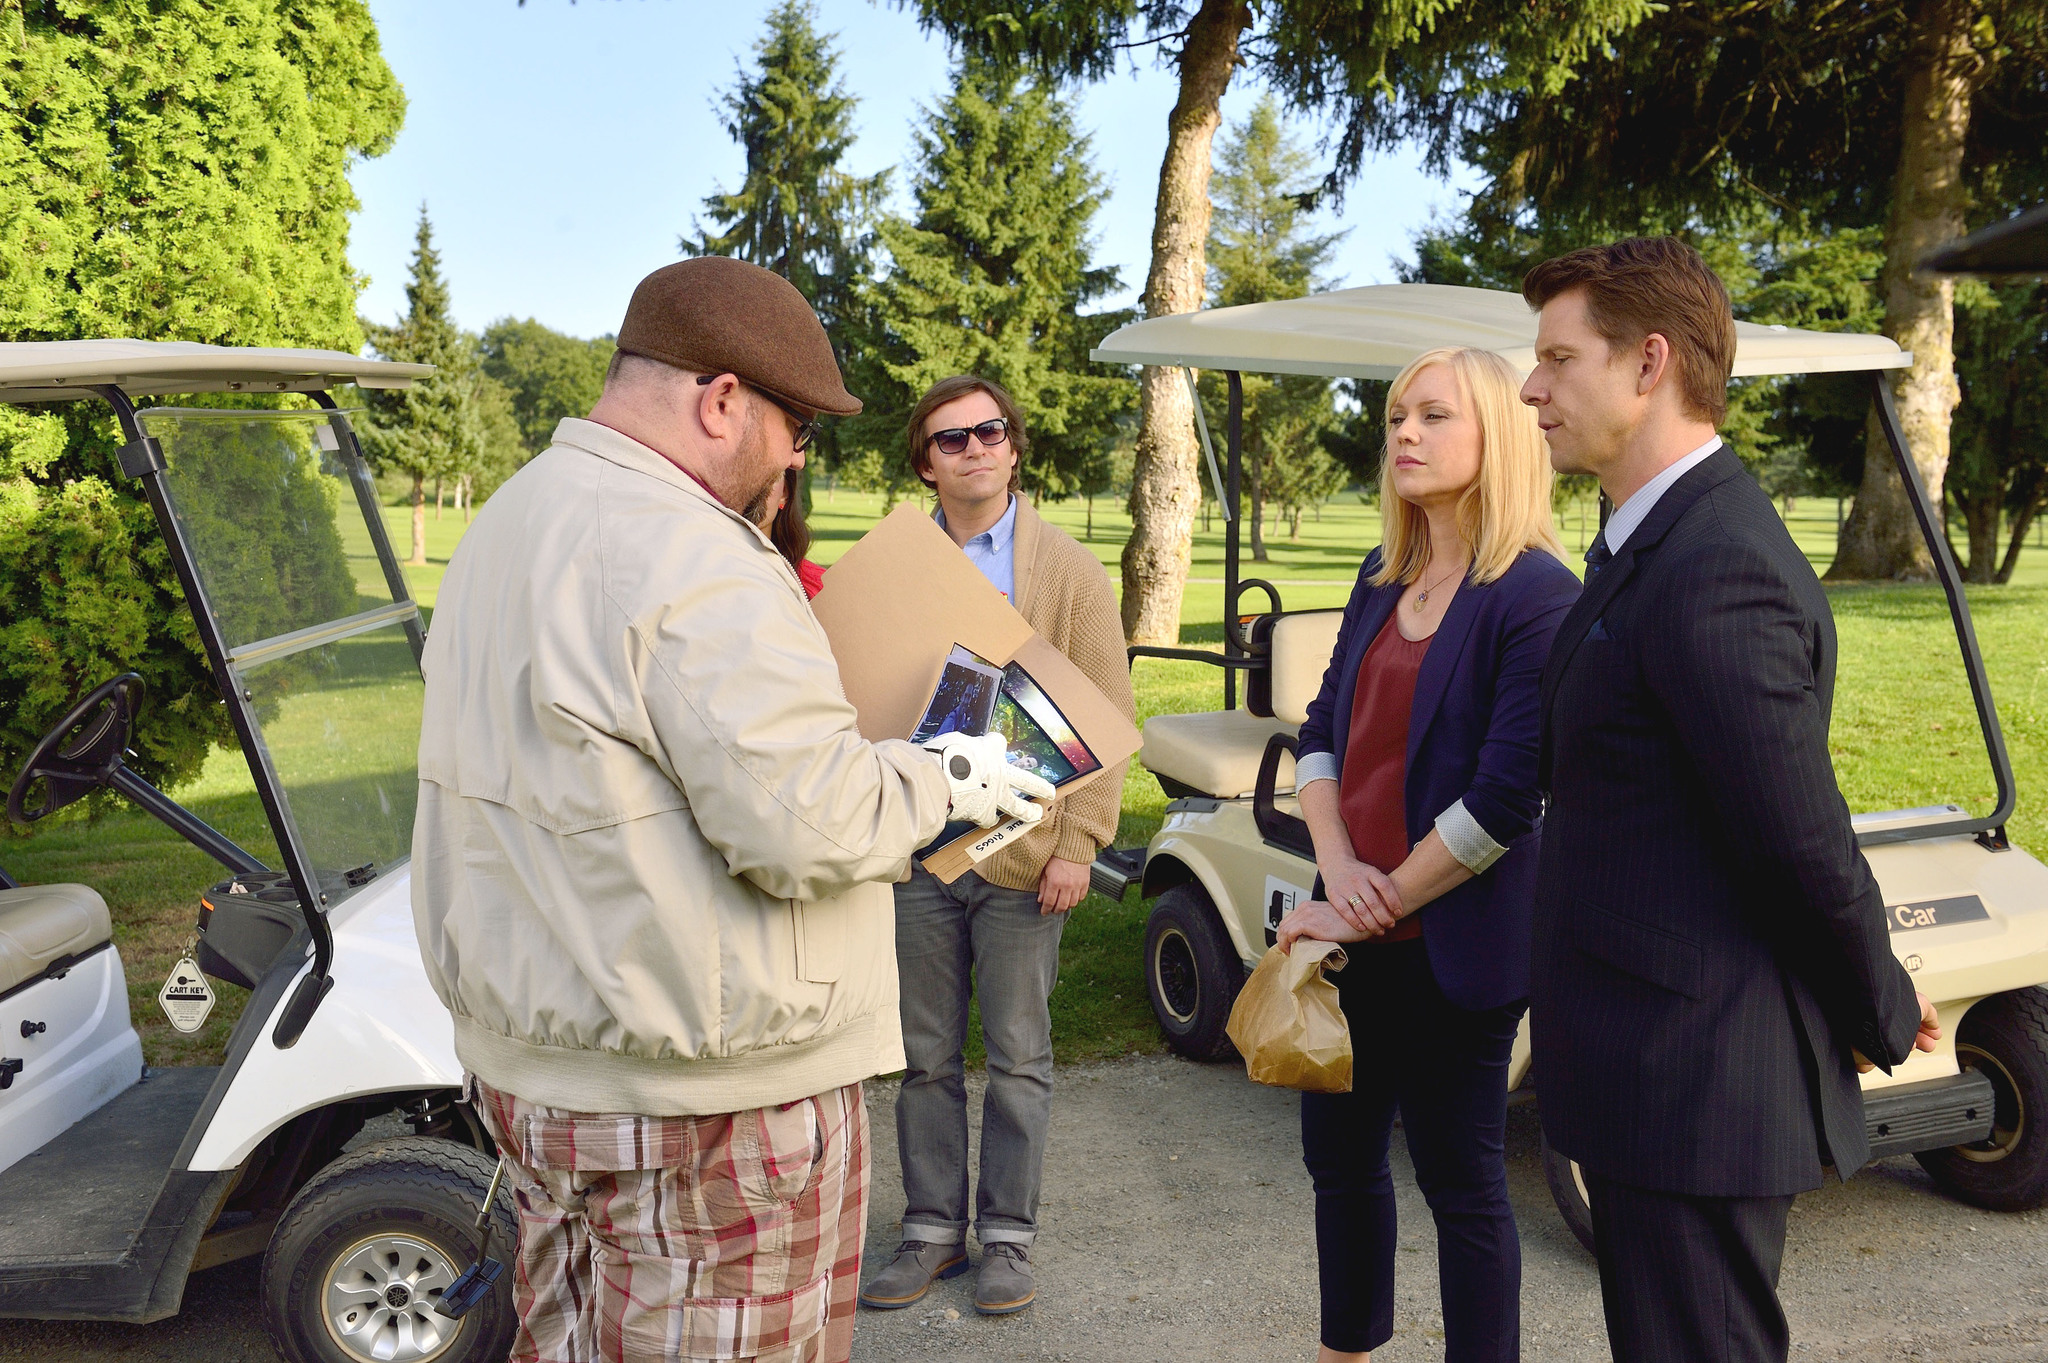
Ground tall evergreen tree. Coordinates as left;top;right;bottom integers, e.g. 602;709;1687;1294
360;210;484;567
1201;97;1347;560
851;61;1133;500
683;0;887;356
0;0;403;801
900;0;1655;643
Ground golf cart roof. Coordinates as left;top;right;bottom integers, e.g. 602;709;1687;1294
1089;282;1910;382
0;339;431;404
1921;205;2048;276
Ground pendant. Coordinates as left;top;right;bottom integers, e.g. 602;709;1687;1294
1413;592;1427;612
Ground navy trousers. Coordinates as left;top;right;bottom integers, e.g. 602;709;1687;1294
1584;1172;1794;1363
1301;939;1525;1361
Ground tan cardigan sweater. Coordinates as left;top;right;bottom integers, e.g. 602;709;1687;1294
968;497;1137;892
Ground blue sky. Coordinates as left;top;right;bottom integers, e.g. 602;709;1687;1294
350;0;1482;341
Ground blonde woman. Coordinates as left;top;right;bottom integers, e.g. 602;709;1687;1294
1276;347;1577;1363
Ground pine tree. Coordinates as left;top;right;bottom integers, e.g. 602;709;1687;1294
851;60;1133;500
359;209;484;566
683;0;887;351
1201;98;1347;560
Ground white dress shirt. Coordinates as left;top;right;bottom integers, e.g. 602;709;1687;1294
1601;437;1722;555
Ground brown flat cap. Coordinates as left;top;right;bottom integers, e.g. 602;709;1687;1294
616;257;860;417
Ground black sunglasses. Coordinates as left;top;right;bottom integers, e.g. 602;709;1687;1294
925;418;1010;457
696;373;820;453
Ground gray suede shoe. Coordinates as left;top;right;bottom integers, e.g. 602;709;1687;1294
858;1241;968;1309
973;1242;1035;1315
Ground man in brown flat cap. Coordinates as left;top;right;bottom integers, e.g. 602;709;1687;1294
412;257;1053;1363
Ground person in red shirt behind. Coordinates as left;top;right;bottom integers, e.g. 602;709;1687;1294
1277;346;1579;1363
762;466;826;598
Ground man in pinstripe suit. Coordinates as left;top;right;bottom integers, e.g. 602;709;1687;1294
1520;237;1942;1363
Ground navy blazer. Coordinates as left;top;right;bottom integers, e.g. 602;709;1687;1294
1298;547;1580;1010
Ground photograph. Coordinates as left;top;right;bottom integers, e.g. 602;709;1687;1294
909;647;1004;744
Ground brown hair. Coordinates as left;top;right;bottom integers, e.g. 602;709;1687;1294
1521;237;1737;424
907;375;1027;492
767;467;810;570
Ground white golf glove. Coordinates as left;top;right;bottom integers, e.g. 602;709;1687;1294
924;731;1056;827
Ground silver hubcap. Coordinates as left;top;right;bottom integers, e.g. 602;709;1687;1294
322;1232;464;1363
1955;1043;2027;1163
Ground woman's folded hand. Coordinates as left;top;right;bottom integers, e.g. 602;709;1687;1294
1276;899;1374;950
1318;853;1404;936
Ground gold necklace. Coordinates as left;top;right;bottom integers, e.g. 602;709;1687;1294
1412;559;1466;612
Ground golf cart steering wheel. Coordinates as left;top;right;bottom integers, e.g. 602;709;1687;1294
7;673;145;825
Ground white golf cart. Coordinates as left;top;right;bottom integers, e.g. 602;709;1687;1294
0;342;515;1361
1086;285;2048;1248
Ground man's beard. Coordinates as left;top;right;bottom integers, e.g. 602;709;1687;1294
733;407;783;525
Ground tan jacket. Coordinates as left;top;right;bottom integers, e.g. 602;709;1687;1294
972;499;1137;892
412;419;951;1117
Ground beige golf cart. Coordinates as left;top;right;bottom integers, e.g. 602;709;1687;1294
1086;284;2048;1249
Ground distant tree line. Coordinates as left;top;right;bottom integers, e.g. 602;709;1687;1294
357;211;613;566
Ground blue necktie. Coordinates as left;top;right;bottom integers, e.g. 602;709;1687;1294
1585;534;1612;577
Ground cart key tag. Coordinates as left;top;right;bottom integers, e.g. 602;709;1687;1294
158;958;215;1033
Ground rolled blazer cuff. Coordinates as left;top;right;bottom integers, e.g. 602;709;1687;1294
1435;798;1508;875
1296;750;1341;788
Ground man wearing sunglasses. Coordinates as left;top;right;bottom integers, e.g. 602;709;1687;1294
413;259;1052;1363
860;375;1136;1318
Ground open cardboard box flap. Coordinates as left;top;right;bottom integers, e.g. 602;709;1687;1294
812;504;1141;882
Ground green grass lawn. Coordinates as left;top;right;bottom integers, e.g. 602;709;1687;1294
7;485;2044;1069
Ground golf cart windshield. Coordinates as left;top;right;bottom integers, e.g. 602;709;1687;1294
137;407;423;881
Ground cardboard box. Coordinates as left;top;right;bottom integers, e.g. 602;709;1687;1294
811;504;1141;882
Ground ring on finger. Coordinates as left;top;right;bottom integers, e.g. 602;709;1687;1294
1347;894;1365;909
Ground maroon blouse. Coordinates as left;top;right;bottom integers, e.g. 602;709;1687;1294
1337;613;1430;943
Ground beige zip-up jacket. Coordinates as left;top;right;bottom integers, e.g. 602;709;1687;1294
412;419;951;1117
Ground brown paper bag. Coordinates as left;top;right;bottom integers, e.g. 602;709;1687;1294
1225;939;1353;1093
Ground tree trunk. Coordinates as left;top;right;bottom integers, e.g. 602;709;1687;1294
1997;471;2046;584
434;476;444;521
408;472;428;567
1960;488;2002;583
1289;507;1303;540
1085;493;1093;542
1827;0;1978;581
461;472;473;524
1118;0;1251;645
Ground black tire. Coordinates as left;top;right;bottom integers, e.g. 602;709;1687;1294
1145;882;1245;1060
262;1136;519;1363
1540;1131;1596;1255
1915;987;2048;1212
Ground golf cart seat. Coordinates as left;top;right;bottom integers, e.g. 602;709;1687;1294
0;884;111;996
1140;609;1343;798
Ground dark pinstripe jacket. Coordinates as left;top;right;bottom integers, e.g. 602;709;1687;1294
1530;445;1923;1198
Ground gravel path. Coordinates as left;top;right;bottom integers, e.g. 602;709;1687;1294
6;1052;2044;1361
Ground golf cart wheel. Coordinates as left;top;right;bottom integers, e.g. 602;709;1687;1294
1915;987;2048;1212
1539;1131;1596;1254
1144;882;1244;1060
262;1136;518;1363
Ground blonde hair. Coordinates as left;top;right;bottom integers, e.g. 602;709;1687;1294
1371;346;1565;588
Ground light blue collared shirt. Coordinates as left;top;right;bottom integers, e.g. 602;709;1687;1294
935;495;1018;602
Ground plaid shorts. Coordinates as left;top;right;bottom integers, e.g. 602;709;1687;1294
471;1077;870;1363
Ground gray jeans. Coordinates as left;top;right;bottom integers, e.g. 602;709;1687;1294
892;864;1065;1248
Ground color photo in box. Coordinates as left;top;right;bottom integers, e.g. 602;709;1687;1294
910;650;1004;744
915;646;1103;858
993;662;1100;785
